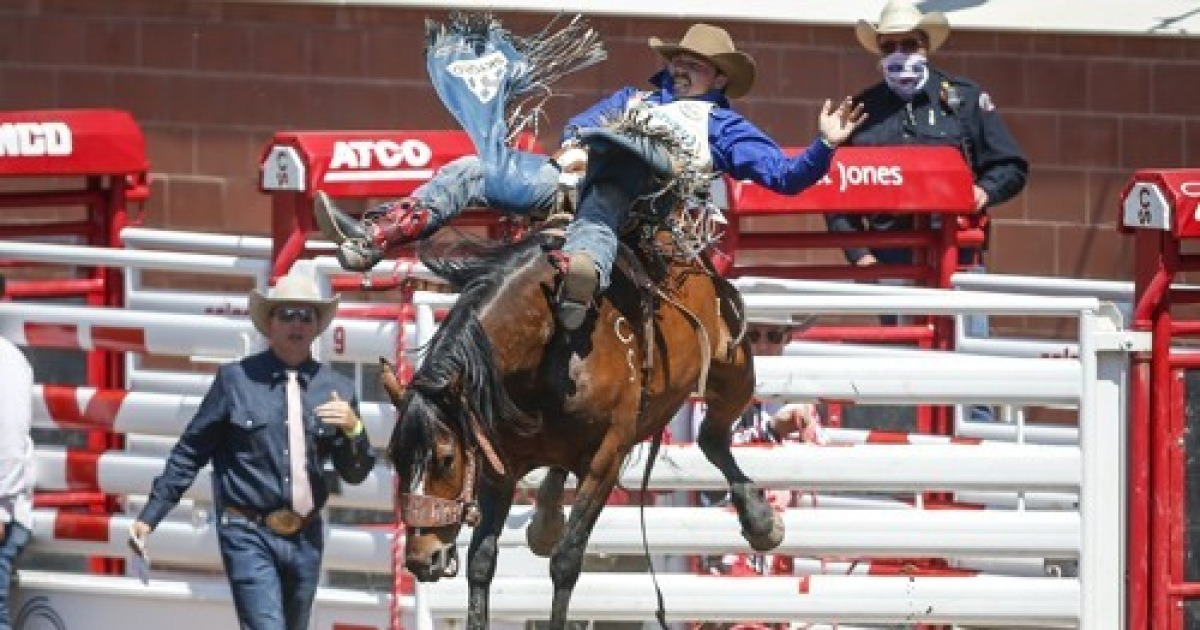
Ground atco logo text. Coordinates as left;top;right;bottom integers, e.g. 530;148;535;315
325;139;436;183
0;122;73;157
330;140;432;170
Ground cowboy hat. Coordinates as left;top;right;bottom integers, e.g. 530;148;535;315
746;314;817;332
248;274;339;337
648;23;756;99
855;0;950;54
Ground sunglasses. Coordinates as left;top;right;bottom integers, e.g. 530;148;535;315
274;306;316;324
878;37;925;55
747;329;791;344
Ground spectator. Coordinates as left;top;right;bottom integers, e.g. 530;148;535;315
318;22;864;330
0;329;35;630
824;0;1028;422
129;274;375;630
825;0;1027;270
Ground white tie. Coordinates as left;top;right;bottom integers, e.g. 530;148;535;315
286;370;314;516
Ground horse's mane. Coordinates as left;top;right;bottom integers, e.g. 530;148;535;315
396;235;545;468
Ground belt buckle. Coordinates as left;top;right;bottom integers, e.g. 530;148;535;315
264;509;303;536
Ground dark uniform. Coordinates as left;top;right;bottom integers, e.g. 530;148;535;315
825;68;1028;266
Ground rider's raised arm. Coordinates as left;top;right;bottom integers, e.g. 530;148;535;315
560;86;642;145
710;110;835;195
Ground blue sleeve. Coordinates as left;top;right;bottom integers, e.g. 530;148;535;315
710;110;835;195
561;87;640;144
138;367;229;528
327;385;376;485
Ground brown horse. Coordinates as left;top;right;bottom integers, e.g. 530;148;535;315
382;228;783;628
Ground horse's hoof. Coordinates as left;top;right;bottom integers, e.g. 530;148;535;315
743;513;785;552
526;507;565;557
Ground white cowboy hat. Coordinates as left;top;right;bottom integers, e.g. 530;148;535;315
855;0;950;54
248;274;339;337
648;23;757;99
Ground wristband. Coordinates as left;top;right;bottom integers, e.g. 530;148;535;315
344;419;364;437
819;136;836;150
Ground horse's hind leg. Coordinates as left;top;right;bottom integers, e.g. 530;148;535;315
700;350;784;552
527;467;568;557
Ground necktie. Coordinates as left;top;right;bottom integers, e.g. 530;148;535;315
286;370;314;516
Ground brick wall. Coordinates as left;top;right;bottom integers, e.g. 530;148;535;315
2;0;1196;282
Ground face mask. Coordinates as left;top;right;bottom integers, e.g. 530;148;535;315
881;51;929;100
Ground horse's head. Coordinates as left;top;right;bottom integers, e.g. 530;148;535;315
388;387;477;581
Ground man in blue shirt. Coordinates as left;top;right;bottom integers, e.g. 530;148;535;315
318;22;864;329
129;274;375;630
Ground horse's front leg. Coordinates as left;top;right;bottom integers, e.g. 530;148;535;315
547;453;624;629
466;479;516;630
527;467;568;557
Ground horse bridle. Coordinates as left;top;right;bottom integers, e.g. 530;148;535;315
399;443;482;528
398;407;507;529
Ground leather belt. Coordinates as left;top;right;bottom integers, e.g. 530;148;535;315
222;506;317;537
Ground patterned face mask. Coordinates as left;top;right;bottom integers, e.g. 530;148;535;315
880;51;929;100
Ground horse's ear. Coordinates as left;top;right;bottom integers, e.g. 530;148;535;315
378;357;407;408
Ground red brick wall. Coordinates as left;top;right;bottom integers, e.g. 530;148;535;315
2;0;1196;282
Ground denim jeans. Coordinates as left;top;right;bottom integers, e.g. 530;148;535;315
0;522;29;630
413;155;559;233
414;150;653;291
218;516;323;630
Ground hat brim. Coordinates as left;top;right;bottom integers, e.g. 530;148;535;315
648;39;757;99
746;314;817;332
854;13;950;54
248;291;339;337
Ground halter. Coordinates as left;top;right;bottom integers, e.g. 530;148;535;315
397;406;507;529
398;444;481;528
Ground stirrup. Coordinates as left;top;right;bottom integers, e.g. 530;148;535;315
554;252;598;331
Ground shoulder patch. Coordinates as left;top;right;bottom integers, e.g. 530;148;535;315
979;92;996;112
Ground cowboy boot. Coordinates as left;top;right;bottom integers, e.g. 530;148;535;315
548;250;599;331
313;192;431;271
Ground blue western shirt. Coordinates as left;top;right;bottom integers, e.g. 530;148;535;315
138;350;375;528
563;69;834;195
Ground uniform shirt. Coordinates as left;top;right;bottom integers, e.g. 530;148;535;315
826;68;1029;264
138;350;375;528
563;69;834;195
0;338;35;530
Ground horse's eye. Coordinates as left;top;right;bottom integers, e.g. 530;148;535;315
438;454;455;473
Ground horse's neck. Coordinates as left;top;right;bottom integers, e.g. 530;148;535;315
478;254;555;371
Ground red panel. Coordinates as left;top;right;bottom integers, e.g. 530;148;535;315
24;322;79;349
730;146;974;215
0;109;148;177
65;450;101;490
52;511;111;542
41;385;126;428
91;326;146;353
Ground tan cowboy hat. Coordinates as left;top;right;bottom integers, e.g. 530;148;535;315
648;23;756;99
855;0;950;54
248;274;339;337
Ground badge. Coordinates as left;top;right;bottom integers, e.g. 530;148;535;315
979;92;996;112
